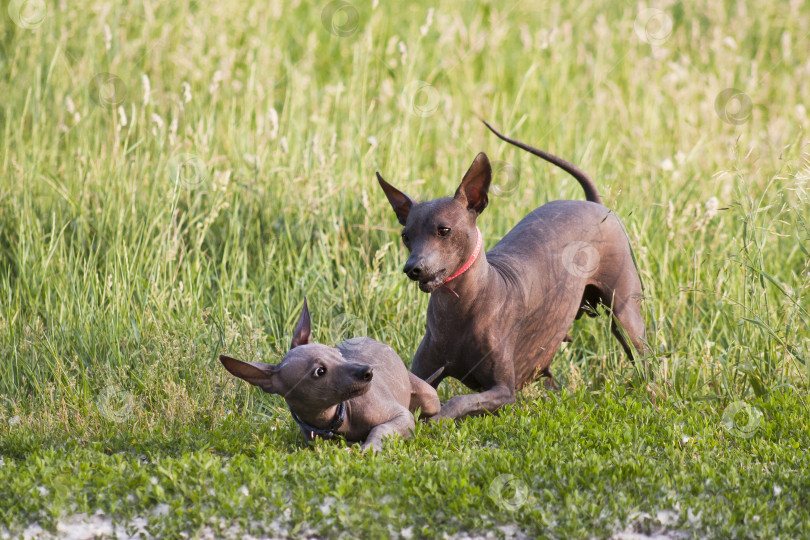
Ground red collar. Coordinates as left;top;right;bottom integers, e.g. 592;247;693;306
441;227;482;297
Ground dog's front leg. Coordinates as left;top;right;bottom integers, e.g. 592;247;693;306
432;385;515;420
360;409;415;453
408;372;441;418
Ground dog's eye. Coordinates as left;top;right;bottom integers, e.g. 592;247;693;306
401;232;409;243
313;366;327;378
437;227;451;237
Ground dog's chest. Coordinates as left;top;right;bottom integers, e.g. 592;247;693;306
421;330;492;389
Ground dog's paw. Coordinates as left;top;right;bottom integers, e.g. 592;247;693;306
427;415;455;427
542;376;560;391
359;440;381;453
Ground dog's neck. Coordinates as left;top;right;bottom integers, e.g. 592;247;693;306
442;227;482;291
433;232;493;308
287;402;345;435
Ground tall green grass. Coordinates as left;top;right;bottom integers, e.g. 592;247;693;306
0;0;807;442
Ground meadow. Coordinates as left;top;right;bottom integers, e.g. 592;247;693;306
1;0;808;537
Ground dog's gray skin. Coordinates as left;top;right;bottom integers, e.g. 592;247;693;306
376;121;645;420
219;299;441;452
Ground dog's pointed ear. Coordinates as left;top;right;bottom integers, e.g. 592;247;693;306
377;172;415;226
454;152;492;214
290;297;312;350
219;355;281;394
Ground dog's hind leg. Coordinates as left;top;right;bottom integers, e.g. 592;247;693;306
606;279;646;360
611;307;644;358
539;367;560;390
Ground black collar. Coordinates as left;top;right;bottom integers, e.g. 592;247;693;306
289;402;346;442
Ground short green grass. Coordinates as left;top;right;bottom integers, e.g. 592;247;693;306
2;390;808;538
1;0;809;537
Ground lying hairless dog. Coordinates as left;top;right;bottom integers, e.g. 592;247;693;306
219;299;441;451
376;121;646;420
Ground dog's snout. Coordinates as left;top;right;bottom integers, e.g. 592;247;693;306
355;365;373;382
403;260;422;280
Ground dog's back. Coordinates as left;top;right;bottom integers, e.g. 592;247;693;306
488;200;641;387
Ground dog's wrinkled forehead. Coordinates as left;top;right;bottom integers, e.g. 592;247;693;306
280;343;343;371
406;197;471;231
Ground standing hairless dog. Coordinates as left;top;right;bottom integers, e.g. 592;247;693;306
376;121;646;420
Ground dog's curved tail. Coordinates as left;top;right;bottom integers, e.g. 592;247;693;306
483;120;603;205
